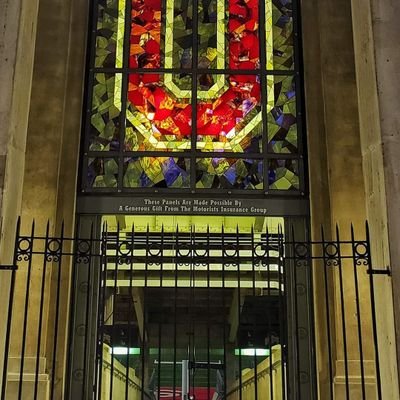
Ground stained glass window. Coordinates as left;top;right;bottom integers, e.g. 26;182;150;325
82;0;303;193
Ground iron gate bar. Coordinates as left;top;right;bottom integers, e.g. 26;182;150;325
366;223;383;400
96;224;107;400
291;225;301;398
250;227;258;400
33;222;50;400
0;265;18;270
350;225;366;400
173;225;178;400
157;224;164;400
0;220;389;399
1;218;20;400
81;223;91;399
333;226;350;400
269;228;275;400
189;227;195;400
221;228;227;400
206;227;211;400
18;221;35;400
235;225;243;400
278;225;287;400
367;268;391;275
110;222;118;400
140;225;149;400
126;224;135;400
266;227;273;400
52;222;65;400
321;226;334;400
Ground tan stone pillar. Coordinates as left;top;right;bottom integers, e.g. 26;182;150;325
302;0;383;397
0;0;87;395
13;0;88;395
0;0;41;390
350;0;400;397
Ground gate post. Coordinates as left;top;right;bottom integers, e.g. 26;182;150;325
284;217;317;399
66;215;102;399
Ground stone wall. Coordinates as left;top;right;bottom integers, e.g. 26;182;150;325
350;0;400;397
0;0;41;390
0;0;87;394
301;0;400;397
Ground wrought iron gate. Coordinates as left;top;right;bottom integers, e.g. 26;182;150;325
0;219;388;399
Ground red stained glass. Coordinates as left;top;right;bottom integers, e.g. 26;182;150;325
128;73;260;145
197;75;261;137
128;74;192;138
130;0;162;68
228;0;260;69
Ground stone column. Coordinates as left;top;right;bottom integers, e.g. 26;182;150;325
14;0;88;395
0;0;87;395
302;0;383;397
301;0;332;396
0;0;41;390
351;0;400;397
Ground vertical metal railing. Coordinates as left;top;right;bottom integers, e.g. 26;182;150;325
0;218;20;400
0;222;390;399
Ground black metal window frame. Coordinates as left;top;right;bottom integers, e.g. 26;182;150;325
78;0;308;198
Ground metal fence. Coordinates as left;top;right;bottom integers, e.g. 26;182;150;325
0;219;389;399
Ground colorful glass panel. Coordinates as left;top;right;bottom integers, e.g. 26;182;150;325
268;159;299;190
124;157;190;187
229;0;260;69
90;73;122;151
198;0;225;69
197;74;262;152
196;158;263;189
126;73;192;151
266;0;294;70
88;158;119;188
96;0;125;68
85;0;302;192
130;0;162;68
165;0;194;69
267;75;297;153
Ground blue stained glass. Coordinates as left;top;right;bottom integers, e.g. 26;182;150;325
225;166;237;185
163;158;181;186
123;157;191;188
140;173;152;187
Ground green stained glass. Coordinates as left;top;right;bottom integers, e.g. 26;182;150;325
126;73;192;151
196;158;263;189
90;73;122;151
267;75;297;153
268;159;299;190
164;0;193;69
95;0;125;68
266;0;294;70
88;157;119;187
197;0;226;69
197;75;262;152
123;157;190;187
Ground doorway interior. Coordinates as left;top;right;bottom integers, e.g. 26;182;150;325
67;214;315;400
98;215;285;399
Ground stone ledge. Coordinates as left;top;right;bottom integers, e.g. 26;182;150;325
7;372;49;382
